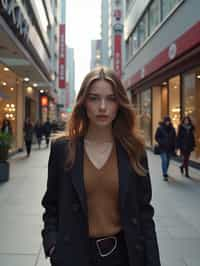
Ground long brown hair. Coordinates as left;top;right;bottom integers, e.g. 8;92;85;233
64;67;146;176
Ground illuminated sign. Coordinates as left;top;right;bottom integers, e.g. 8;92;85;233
41;96;48;107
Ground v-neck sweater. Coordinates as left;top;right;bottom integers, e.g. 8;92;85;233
83;144;122;237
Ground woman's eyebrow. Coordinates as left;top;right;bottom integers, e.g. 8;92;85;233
88;92;115;96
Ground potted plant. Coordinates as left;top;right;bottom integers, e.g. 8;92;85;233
0;132;12;182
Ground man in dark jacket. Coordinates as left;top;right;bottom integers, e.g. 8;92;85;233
155;116;176;181
43;118;52;148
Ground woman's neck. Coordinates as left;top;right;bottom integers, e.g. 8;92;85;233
85;125;113;143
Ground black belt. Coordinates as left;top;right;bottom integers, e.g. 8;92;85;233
89;231;125;258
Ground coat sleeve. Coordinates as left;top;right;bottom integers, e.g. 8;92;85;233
138;153;161;266
41;141;59;257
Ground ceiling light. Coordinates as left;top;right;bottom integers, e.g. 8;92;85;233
2;81;7;86
10;87;14;91
33;83;38;87
40;89;44;93
27;86;33;93
3;67;9;71
162;82;167;85
24;77;30;82
197;75;200;79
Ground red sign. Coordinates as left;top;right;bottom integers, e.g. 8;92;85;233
41;96;48;107
114;34;122;78
58;24;66;88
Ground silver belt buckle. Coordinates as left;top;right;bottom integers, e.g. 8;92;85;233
96;236;117;257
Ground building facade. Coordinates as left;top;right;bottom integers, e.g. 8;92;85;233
0;0;60;152
66;46;75;109
124;0;200;165
90;39;102;69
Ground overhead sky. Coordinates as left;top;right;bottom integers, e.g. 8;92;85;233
66;0;101;95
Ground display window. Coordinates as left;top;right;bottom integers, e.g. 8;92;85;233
0;64;19;149
182;68;200;161
169;75;181;131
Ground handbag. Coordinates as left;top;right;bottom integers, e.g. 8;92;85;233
153;144;160;155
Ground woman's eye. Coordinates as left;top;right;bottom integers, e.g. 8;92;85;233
108;96;117;101
88;96;98;101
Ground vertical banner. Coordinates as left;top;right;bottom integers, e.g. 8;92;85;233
114;34;122;78
59;24;66;88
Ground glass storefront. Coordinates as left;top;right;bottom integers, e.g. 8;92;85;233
140;89;152;146
0;64;19;149
182;68;200;161
169;75;181;131
131;68;200;165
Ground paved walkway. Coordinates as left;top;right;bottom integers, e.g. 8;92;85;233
0;143;199;266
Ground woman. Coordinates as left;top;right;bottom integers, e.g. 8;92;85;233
1;118;13;135
41;68;160;266
177;116;195;178
155;116;176;181
23;118;34;157
34;120;43;149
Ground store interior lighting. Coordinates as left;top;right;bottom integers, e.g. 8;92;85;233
24;77;30;82
33;83;38;87
2;81;7;86
197;74;200;79
40;89;44;93
3;67;9;71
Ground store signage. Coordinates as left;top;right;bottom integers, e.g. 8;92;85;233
58;24;66;89
41;96;48;107
0;0;29;39
114;34;122;78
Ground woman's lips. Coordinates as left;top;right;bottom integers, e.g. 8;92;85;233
96;115;109;120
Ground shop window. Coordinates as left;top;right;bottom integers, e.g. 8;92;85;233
169;75;180;131
182;69;200;161
161;84;168;119
149;0;160;35
140;89;152;146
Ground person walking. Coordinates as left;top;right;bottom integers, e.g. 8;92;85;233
34;120;44;149
23;118;34;157
43;118;52;148
155;116;176;181
1;118;13;135
176;116;195;178
41;67;161;266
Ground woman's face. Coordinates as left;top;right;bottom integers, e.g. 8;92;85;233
85;79;119;129
184;118;189;125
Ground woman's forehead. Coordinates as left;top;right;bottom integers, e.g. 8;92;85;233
89;79;114;94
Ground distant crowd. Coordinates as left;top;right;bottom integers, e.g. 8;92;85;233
1;118;65;157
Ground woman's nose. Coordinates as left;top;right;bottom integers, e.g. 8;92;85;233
99;99;106;110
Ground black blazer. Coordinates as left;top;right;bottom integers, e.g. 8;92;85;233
41;138;161;266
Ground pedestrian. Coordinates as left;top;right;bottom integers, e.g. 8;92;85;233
34;120;43;149
41;67;161;266
23;118;34;157
176;116;195;178
1;118;13;135
155;116;176;181
43;118;52;148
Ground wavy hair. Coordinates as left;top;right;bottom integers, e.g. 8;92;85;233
63;67;146;176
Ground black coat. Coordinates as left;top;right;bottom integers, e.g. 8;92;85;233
155;123;176;154
176;124;195;153
41;138;161;266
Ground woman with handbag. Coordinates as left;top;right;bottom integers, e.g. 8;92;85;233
176;116;195;178
41;67;161;266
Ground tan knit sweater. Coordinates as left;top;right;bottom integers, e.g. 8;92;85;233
83;144;122;237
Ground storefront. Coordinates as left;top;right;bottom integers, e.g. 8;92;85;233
131;66;200;165
0;64;24;151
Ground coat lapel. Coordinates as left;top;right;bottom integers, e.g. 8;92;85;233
116;142;133;210
70;138;88;216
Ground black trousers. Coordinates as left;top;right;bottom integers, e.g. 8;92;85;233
89;231;130;266
25;140;32;155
